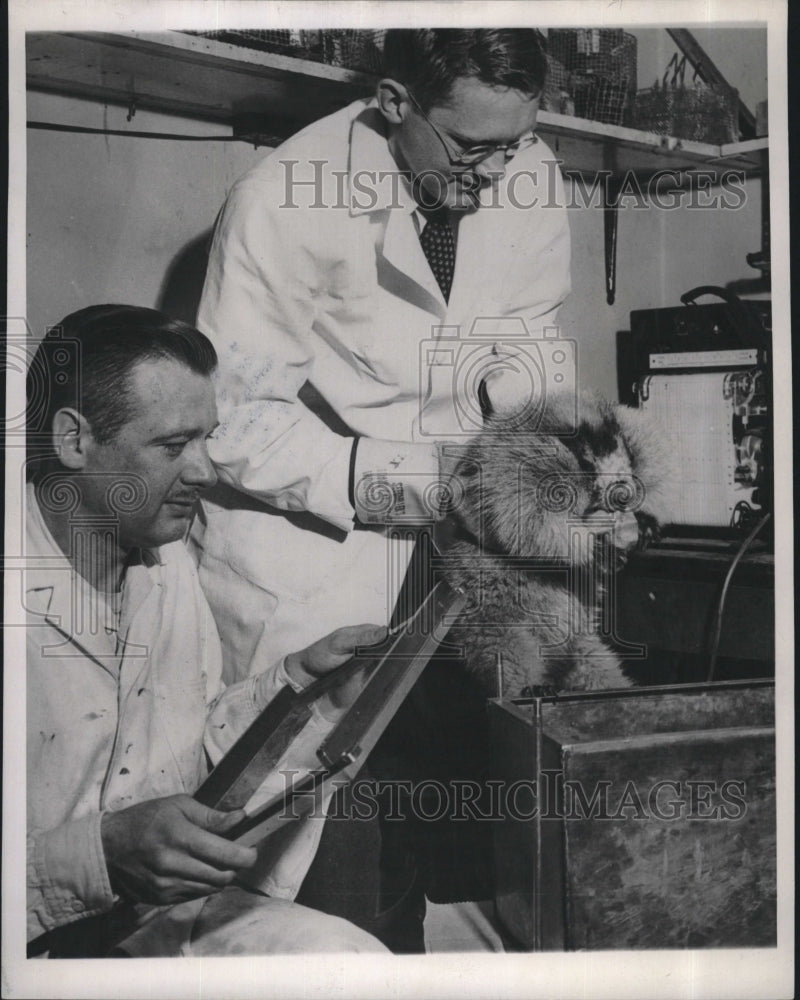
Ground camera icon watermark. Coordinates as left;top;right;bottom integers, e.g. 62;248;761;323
2;317;82;455
418;317;577;439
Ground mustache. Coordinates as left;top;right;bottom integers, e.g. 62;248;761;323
165;492;201;505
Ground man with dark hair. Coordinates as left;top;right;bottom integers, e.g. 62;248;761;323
195;28;572;947
25;305;387;957
381;28;548;109
27;305;220;445
196;24;570;677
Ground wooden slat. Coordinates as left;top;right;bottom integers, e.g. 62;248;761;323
26;30;374;130
26;30;768;178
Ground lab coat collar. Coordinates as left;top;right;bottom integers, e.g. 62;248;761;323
348;104;447;313
348;102;416;219
24;482;160;665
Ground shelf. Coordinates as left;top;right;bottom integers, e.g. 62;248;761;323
26;30;376;135
26;30;768;178
536;113;766;178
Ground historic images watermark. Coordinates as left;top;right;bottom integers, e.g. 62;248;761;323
279;773;749;823
279;158;748;213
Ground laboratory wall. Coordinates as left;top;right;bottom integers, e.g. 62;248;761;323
26;26;766;402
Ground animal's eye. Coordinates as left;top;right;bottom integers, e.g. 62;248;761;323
604;479;641;512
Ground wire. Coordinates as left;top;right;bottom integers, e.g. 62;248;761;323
706;510;772;682
27;121;283;147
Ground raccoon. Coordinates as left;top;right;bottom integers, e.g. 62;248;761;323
439;394;669;697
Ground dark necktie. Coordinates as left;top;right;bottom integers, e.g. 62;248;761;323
418;208;455;303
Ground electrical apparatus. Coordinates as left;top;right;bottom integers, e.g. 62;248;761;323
617;286;772;536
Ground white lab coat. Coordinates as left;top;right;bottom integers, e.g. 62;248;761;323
25;484;333;944
197;98;571;680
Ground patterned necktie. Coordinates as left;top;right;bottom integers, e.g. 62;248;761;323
418;208;455;303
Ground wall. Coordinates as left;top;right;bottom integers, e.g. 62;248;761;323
25;91;265;340
557;173;763;399
553;25;767;397
26;25;767;401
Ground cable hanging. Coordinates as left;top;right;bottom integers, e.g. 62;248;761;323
706;510;772;682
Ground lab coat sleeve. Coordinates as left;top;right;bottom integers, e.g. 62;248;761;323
198;177;356;532
202;657;341;901
203;656;299;765
27;813;116;941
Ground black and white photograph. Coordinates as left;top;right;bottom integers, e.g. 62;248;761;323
2;1;794;998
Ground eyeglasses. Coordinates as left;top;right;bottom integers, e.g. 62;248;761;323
405;89;538;168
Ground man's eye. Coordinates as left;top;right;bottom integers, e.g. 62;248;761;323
162;441;187;457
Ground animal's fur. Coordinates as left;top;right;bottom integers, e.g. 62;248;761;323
441;394;670;697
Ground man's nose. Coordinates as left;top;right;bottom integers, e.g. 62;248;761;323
183;441;218;490
472;148;510;182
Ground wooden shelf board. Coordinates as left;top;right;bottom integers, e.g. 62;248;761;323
26;30;375;129
538;110;767;176
26;30;768;177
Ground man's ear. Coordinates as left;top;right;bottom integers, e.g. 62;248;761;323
51;408;95;470
376;78;410;126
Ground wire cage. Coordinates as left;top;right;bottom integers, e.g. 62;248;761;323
185;29;325;60
546;28;637;126
321;29;386;73
186;28;387;73
540;54;574;115
633;55;740;144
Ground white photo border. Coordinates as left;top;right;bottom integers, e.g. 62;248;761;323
4;2;794;998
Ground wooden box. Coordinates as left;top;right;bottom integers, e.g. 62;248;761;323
488;680;776;950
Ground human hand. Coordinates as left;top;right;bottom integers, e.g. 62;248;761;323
284;623;387;690
101;794;257;905
481;342;543;419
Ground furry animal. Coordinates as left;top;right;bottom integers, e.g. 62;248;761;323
440;394;669;697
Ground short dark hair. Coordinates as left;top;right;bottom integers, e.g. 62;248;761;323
382;29;548;111
27;305;217;451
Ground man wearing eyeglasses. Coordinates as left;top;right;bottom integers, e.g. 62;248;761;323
195;28;571;949
380;59;541;215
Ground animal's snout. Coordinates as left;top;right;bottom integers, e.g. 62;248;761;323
584;508;640;552
614;510;641;551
